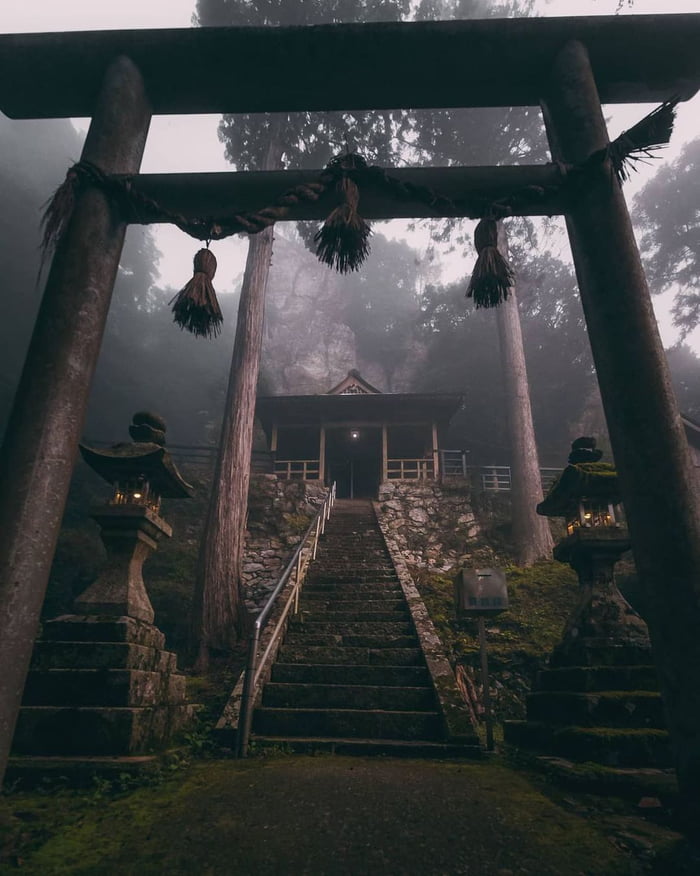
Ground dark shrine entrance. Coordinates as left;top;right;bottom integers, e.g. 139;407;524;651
326;427;381;499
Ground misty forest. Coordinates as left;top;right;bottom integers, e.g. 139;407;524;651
2;0;700;873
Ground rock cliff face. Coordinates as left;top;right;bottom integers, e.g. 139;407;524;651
262;234;424;394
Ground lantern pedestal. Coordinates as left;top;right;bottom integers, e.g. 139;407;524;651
10;415;195;766
74;504;172;624
550;528;651;667
13;615;193;759
505;527;670;773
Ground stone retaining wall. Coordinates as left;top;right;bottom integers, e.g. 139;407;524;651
376;480;480;571
243;475;327;611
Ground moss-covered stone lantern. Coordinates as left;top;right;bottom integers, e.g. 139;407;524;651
535;437;649;663
75;411;192;623
503;438;668;774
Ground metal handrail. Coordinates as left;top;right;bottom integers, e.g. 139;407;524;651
236;482;336;758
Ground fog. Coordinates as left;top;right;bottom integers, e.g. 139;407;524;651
2;0;700;470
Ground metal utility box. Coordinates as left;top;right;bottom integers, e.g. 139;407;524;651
454;568;508;616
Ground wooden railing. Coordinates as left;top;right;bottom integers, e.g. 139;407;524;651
273;459;320;480
386;458;435;480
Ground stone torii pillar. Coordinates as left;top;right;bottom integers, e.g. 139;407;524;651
0;56;152;784
541;41;700;825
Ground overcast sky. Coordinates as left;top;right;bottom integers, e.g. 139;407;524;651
2;0;699;348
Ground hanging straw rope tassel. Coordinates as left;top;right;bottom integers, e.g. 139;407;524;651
170;248;223;339
466;218;514;309
607;97;679;184
315;153;372;273
38;160;106;277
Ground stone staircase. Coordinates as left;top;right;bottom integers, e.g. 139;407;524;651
248;499;478;755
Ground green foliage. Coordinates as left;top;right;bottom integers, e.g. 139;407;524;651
635;137;700;336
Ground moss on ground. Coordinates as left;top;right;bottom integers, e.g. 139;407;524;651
3;757;684;875
415;560;579;719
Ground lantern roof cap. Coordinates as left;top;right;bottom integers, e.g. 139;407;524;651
537;461;620;518
79;441;193;498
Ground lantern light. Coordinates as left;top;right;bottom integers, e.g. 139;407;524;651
565;498;622;536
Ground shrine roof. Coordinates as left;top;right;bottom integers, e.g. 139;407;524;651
1;15;699;119
256;390;462;430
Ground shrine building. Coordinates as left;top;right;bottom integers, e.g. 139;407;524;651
256;371;462;499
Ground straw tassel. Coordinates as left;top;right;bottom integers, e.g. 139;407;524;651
315;153;372;273
466;218;514;309
169;248;223;339
38;161;105;277
607;97;679;184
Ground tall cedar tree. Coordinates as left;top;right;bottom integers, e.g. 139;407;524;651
634;137;700;337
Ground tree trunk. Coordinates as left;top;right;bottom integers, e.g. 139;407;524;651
192;128;283;670
495;224;554;565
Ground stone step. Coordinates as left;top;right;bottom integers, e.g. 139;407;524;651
288;620;414;637
30;641;176;673
253;707;443;741
309;574;399;585
298;599;408;613
503;720;672;768
271;662;432;688
526;691;665;729
284;633;419;649
40;616;165;648
548;643;653;669
22;669;186;708
248;736;482;759
13;704;194;757
262;683;436;711
298;610;411;623
304;582;403;595
278;645;425;666
536;665;659;693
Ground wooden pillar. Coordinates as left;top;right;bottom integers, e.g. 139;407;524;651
0;56;152;785
431;422;440;480
319;425;326;484
381;424;388;483
270;424;278;453
542;40;700;827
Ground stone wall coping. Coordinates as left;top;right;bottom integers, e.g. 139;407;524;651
373;501;481;745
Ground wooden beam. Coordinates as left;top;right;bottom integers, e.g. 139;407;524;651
1;15;699;119
127;165;567;222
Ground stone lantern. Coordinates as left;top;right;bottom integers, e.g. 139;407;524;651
12;413;194;764
503;439;669;774
535;436;650;664
75;411;192;623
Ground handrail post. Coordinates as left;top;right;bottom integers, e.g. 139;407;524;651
312;514;321;560
237;622;261;758
294;551;303;614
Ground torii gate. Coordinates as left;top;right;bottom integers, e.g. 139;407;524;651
1;14;700;814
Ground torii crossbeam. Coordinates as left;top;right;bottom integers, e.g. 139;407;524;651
1;14;700;823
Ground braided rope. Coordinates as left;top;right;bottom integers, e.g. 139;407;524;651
41;98;675;254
